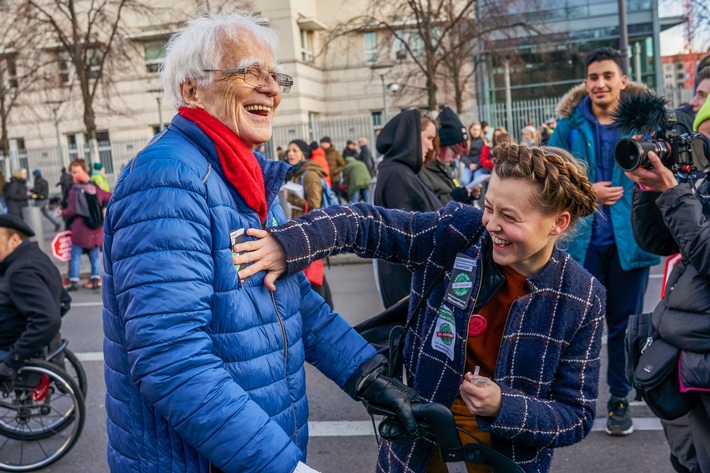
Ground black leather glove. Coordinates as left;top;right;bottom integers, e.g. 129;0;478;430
0;362;18;394
344;355;420;436
450;186;473;204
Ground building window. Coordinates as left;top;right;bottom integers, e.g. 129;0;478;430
58;54;74;86
308;112;320;141
97;130;113;174
67;133;89;160
393;29;424;61
144;39;166;73
371;111;383;128
364;31;378;63
2;55;18;89
10;138;29;172
301;29;315;62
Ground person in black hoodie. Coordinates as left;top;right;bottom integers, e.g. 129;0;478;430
0;214;64;391
373;108;441;307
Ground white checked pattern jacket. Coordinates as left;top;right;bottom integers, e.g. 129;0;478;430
270;202;606;473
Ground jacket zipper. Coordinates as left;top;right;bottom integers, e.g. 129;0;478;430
462;263;485;373
264;213;298;442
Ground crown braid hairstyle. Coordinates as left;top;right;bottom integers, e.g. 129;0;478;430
491;143;597;229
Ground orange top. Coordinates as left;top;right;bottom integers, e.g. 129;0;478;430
465;265;528;377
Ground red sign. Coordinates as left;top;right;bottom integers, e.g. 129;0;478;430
51;231;73;262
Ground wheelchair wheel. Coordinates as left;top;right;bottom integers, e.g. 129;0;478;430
0;360;85;471
61;349;88;398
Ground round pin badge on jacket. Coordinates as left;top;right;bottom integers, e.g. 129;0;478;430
468;314;487;337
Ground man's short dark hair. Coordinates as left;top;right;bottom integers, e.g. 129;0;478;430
697;66;710;82
585;47;626;75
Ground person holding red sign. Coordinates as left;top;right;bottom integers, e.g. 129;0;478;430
234;143;607;473
0;214;65;391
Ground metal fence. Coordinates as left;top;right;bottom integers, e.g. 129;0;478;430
478;97;560;140
1;139;149;195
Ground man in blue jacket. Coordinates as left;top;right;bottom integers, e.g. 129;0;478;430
102;12;418;473
549;47;659;437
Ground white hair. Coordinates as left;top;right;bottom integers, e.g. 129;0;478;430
159;11;280;109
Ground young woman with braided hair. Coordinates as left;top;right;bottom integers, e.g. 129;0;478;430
233;143;606;473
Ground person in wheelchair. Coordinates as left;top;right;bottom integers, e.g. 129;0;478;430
0;214;64;392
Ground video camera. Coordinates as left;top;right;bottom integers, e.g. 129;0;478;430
612;91;708;173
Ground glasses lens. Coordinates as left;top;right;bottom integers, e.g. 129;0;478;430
273;73;293;93
241;67;293;93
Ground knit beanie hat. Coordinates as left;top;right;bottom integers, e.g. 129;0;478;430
289;139;312;159
694;95;710;131
438;106;468;147
93;162;104;171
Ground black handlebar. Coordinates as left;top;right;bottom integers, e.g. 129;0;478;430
366;401;525;473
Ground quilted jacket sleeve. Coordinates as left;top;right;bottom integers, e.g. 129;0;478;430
108;157;302;472
294;271;377;387
479;279;605;448
655;183;710;278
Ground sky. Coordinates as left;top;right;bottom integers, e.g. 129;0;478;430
659;1;709;56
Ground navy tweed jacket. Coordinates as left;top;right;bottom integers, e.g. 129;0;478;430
270;202;606;473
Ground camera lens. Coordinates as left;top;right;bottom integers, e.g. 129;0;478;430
614;139;670;172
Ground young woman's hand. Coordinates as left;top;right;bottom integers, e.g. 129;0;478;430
459;372;502;417
233;229;286;291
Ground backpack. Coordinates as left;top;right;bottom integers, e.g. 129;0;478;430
300;171;339;209
84;191;104;230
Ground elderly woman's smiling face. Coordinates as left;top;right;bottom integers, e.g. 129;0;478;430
184;31;282;150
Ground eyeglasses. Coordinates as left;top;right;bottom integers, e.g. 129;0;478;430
203;66;293;93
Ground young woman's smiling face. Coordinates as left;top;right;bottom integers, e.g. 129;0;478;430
482;172;569;277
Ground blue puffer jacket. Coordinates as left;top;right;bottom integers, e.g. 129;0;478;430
102;114;376;473
548;84;659;270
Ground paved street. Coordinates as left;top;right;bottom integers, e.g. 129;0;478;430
31;225;676;473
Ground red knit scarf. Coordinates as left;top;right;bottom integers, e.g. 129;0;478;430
179;107;268;222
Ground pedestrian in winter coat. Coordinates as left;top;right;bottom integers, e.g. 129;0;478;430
308;141;332;187
0;214;64;391
548;47;658;436
626;97;710;473
56;167;73;208
101;12;419;473
285;139;334;307
30;169;61;231
373;109;441;308
420;107;477;205
62;158;111;291
4;169;29;220
358;137;375;175
342;140;358;159
90;162;110;192
234;142;606;473
285;140;329;218
343;156;371;202
320;136;345;186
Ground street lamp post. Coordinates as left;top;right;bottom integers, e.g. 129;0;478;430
148;88;164;132
379;73;388;124
157;96;164;132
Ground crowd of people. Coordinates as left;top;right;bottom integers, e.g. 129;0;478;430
0;9;709;473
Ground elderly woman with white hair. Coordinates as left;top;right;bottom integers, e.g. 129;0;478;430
102;11;419;473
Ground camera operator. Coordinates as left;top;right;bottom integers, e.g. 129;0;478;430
625;96;710;473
